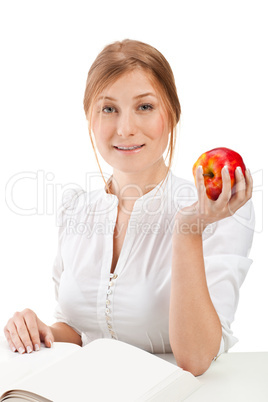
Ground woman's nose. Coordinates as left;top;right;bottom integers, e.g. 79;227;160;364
117;111;137;137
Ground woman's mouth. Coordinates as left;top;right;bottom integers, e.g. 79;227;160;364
113;144;145;154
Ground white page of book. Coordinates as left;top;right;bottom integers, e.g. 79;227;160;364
0;340;80;395
6;339;200;401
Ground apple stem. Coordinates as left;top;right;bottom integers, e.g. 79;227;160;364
203;173;214;178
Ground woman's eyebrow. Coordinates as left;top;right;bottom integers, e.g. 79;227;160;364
133;92;157;99
96;92;157;102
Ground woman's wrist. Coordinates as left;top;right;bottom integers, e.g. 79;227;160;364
173;211;207;237
172;229;204;263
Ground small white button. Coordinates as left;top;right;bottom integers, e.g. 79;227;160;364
107;289;112;295
106;300;110;306
109;281;114;287
105;308;110;314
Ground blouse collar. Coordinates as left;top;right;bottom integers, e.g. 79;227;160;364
102;169;173;212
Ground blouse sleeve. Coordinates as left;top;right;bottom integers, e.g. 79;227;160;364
51;188;84;336
202;198;255;356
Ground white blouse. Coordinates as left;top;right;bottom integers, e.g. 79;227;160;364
52;169;255;356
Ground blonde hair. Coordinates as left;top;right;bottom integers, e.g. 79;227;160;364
83;39;181;194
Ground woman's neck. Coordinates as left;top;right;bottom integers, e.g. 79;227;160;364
108;160;169;212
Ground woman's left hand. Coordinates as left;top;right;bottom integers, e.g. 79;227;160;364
174;165;253;236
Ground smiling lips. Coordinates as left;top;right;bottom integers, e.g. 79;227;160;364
114;144;145;150
113;144;145;153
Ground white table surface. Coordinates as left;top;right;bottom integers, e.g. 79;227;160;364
156;350;268;401
1;337;267;401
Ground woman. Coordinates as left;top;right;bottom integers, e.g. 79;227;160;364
4;39;254;376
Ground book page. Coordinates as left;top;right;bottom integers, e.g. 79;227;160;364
5;338;200;401
1;389;51;401
0;339;80;396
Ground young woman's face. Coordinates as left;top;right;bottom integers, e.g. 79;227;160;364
91;69;170;175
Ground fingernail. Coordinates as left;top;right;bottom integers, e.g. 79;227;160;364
223;165;229;174
237;166;243;175
12;346;16;353
19;347;25;354
34;344;40;351
26;346;32;354
247;168;251;176
197;165;203;174
49;340;53;348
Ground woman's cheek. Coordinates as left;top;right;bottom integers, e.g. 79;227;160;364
148;115;167;139
92;119;115;144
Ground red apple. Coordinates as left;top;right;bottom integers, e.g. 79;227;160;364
192;147;246;201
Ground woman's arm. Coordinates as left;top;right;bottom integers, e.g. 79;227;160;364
169;166;253;376
50;322;82;346
169;232;222;376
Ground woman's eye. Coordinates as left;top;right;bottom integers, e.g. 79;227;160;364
102;106;116;113
139;104;153;111
100;104;154;114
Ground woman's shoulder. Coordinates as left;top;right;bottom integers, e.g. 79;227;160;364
169;170;197;210
169;170;196;192
56;186;109;226
61;185;111;207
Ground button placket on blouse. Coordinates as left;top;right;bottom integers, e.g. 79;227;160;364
103;195;150;339
105;273;118;339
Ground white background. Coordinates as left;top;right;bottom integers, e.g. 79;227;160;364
0;0;267;352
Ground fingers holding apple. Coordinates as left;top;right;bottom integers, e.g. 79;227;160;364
174;147;252;236
195;165;206;215
245;169;253;199
193;147;250;202
193;163;233;222
216;165;232;206
227;166;253;215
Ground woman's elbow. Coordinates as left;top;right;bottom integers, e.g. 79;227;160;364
174;354;214;377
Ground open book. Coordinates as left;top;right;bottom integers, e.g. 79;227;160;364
0;338;201;401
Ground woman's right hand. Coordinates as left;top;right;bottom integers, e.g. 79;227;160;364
3;308;54;354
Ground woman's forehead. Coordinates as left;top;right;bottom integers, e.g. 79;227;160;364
98;69;161;97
